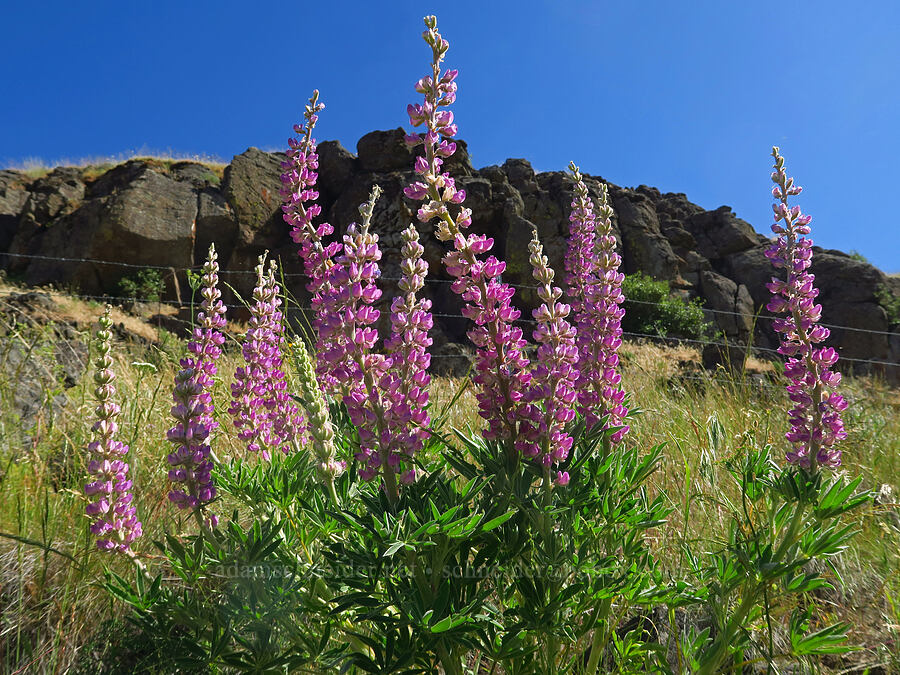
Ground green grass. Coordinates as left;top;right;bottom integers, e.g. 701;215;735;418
0;293;898;673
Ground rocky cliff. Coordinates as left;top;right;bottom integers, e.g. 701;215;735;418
2;129;898;378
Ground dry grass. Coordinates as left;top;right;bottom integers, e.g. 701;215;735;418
4;152;228;183
0;287;898;672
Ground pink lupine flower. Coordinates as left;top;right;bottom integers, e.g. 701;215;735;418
517;230;579;484
565;163;629;441
85;306;142;552
167;245;225;522
280;90;343;391
381;224;434;480
407;16;530;452
229;254;304;459
765;147;846;470
317;187;400;484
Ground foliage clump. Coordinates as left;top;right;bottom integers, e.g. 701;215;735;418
117;269;165;303
621;272;712;339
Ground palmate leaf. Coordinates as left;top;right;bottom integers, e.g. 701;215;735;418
814;475;872;519
791;621;856;656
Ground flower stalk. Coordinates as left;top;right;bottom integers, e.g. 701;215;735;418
229;254;304;459
406;15;530;464
565;163;628;440
166;244;226;527
765;147;847;472
85;306;142;553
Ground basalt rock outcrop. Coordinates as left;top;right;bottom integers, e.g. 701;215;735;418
2;130;898;380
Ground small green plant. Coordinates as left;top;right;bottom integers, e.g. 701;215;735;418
117;269;165;303
875;283;900;326
848;249;870;264
622;272;712;339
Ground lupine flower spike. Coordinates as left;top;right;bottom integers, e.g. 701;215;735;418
166;244;226;526
317;186;400;488
229;254;304;460
292;338;343;500
518;229;579;487
280;91;344;391
406;15;531;459
565;163;629;441
382;224;433;485
85;306;142;552
765;147;847;470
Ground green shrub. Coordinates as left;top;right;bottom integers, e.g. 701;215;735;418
117;269;165;303
621;272;712;339
875;283;900;326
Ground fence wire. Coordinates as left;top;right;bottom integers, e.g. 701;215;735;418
1;250;897;370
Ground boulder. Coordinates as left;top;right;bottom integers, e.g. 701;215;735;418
18;168;85;227
223;148;286;244
23;163;196;295
357;128;415;174
0;171;31;252
170;161;223;188
699;270;754;370
196;188;237;267
317;140;356;205
610;188;683;281
683;206;759;261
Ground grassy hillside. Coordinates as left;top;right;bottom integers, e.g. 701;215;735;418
0;284;898;673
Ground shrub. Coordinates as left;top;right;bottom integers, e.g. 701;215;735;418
875;283;900;326
621;271;712;339
117;269;165;303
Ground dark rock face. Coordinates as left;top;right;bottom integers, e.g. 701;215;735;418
21;163;196;295
357;128;415;174
2;132;897;380
0;291;88;450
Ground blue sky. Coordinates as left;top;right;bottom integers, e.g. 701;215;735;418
2;1;898;272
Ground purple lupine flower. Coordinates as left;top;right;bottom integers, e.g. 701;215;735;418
280;91;343;391
229;254;304;459
166;244;225;523
565;163;629;441
765;147;847;470
517;230;579;485
85;306;142;552
406;15;531;451
382;224;433;484
317;186;397;483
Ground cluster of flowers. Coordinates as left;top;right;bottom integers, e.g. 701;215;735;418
564;164;629;440
282;116;433;490
84;307;142;552
83;15;849;555
166;244;226;520
401;16;630;482
405;18;532;458
228;254;304;460
765;147;847;469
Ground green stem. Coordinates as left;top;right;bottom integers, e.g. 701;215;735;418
583;608;607;675
437;642;462;675
123;548;153;583
696;590;759;675
773;501;806;563
325;475;340;505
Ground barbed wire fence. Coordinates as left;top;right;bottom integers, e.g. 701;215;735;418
1;250;897;373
